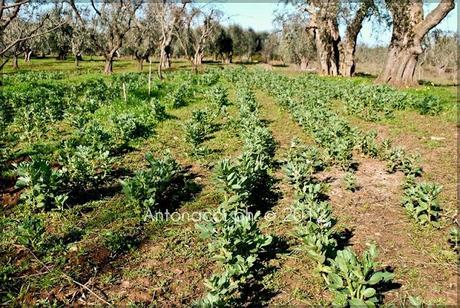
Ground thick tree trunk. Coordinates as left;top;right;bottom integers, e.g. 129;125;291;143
57;51;67;60
315;35;340;76
378;46;420;87
26;51;32;62
307;1;340;76
104;57;113;75
299;57;309;71
137;58;144;71
12;55;18;69
340;41;356;77
160;45;171;69
377;0;455;87
75;53;82;67
193;51;203;66
339;0;373;77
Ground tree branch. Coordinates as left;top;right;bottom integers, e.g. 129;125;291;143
415;0;455;40
0;20;66;56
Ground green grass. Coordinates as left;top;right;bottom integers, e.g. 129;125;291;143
1;59;457;306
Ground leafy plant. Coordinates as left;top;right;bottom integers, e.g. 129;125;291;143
385;148;423;177
168;83;192;108
111;112;154;146
59;144;113;189
295;199;337;264
402;182;442;226
14;157;67;211
343;172;358;192
320;244;394;307
197;196;272;306
207;84;229;116
122;152;180;215
184;109;214;155
413;95;442;115
358;131;379;158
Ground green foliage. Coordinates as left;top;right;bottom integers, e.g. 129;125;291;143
122;152;180;215
149;97;168;121
15;216;47;252
197;196;272;306
168;83;193;108
207;84;229;116
184;109;214;155
14;157;67;211
321;244;394;307
110;112;155;146
385;148;423;177
402;182;442;226
103;227;142;256
59;144;113;189
343;172;358;192
295;199;337;264
284;140;325;191
413;95;442;115
357;131;379;158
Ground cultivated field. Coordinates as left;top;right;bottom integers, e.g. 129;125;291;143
0;59;458;306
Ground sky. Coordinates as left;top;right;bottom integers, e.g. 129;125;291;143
216;1;458;46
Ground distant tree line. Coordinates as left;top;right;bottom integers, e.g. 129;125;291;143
0;0;456;86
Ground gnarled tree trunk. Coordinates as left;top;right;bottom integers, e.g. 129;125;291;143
377;0;455;87
339;0;373;77
137;58;144;71
306;0;341;76
12;54;19;69
75;53;82;67
104;58;113;74
25;51;32;62
314;24;340;76
299;56;309;71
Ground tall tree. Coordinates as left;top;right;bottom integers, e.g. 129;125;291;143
1;0;65;70
148;0;188;79
68;0;142;74
304;0;341;75
213;28;233;63
276;12;316;70
339;0;376;76
126;14;158;71
376;0;455;86
175;7;221;69
296;0;375;76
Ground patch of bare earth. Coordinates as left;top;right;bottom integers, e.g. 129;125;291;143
323;156;458;305
259;91;457;305
100;222;213;305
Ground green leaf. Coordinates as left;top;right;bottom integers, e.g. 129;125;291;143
349;298;367;307
362;287;376;299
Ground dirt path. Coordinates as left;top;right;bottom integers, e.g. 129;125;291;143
256;91;458;305
88;95;242;305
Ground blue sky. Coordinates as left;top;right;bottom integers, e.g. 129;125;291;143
216;1;458;46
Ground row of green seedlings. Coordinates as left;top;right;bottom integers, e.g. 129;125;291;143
284;140;394;307
183;84;230;156
195;85;276;306
360;133;443;228
13;98;166;212
251;70;444;229
1;73;162;144
166;69;222;108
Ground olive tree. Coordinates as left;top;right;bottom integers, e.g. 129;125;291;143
1;0;66;70
68;0;142;74
376;0;455;86
276;12;316;70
